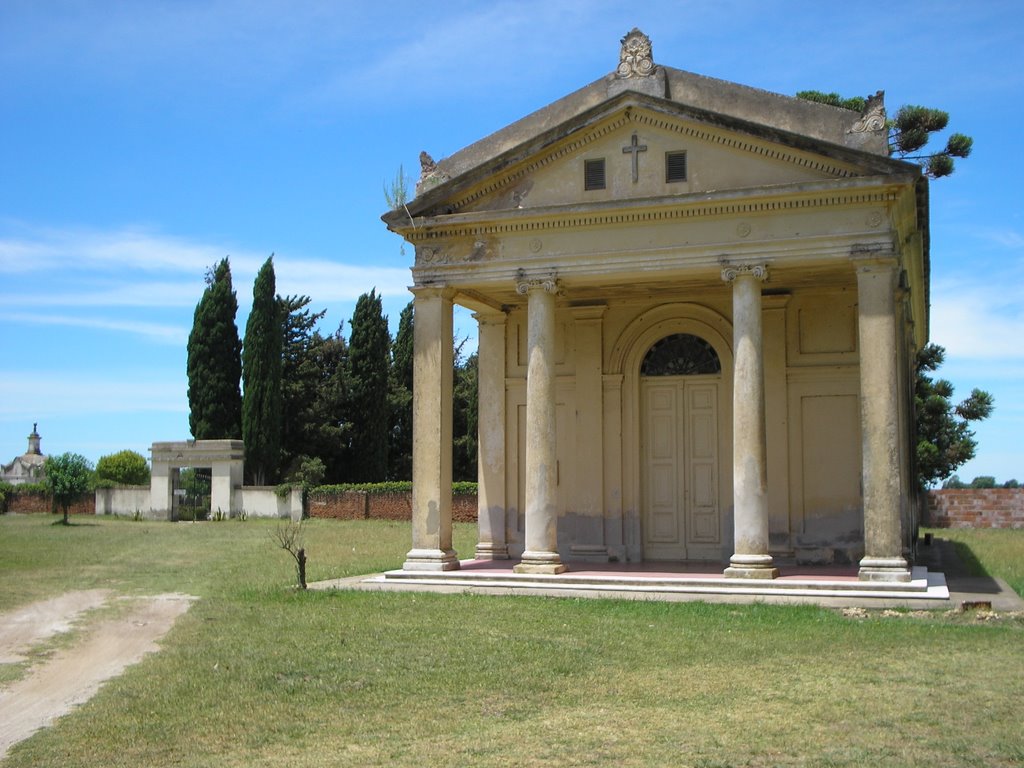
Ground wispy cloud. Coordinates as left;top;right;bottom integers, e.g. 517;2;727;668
0;313;188;346
0;224;248;275
0;373;187;418
930;274;1024;360
0;223;413;344
978;228;1024;250
0;282;200;308
303;0;622;108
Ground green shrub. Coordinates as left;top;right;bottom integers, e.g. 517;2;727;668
13;481;48;494
308;481;477;496
95;449;150;486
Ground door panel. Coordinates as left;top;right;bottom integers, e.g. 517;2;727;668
687;384;719;546
644;383;680;545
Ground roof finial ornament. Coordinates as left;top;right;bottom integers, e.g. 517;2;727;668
617;28;654;78
850;90;886;133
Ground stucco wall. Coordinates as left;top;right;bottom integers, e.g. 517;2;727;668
95;486;151;516
926;489;1024;529
237;486;303;520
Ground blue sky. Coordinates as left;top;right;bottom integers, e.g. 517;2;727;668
1;1;1021;483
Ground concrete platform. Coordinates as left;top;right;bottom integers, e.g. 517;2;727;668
311;558;970;609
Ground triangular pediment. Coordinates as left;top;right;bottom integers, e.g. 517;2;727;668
397;95;908;224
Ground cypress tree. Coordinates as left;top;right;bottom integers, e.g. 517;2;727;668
279;294;327;478
388;301;414;480
308;324;352;483
453;348;478;482
347;289;391;481
242;256;283;485
187;258;242;440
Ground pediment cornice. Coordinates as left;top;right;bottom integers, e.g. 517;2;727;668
402;174;912;250
385;94;916;230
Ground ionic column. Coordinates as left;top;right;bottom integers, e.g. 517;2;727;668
474;310;509;560
404;286;459;571
514;272;567;574
854;256;911;582
722;264;777;579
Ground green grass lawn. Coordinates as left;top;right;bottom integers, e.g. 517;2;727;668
924;526;1024;596
1;514;1022;768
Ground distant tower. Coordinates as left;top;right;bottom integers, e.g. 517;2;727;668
1;423;47;485
27;423;42;455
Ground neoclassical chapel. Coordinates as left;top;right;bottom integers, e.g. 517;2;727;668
382;30;928;583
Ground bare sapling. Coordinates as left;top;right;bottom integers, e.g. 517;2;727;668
273;520;307;589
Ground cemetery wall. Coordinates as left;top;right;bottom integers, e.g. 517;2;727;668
926;489;1024;528
7;491;93;515
307;490;477;522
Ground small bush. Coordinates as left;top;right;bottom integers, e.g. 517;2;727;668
308;481;477;496
95;449;151;486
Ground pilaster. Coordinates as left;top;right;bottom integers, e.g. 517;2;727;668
570;305;608;561
474;309;509;560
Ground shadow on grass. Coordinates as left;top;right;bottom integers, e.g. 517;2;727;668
949;540;991;579
50;519;101;528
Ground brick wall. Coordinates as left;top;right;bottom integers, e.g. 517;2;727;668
6;491;94;516
307;490;477;523
926;489;1024;528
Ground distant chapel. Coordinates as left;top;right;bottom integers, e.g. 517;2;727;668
383;30;927;583
2;424;46;485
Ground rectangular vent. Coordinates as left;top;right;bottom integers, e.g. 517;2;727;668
584;158;606;190
666;151;687;183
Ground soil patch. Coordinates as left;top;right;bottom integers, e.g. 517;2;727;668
0;589;112;664
0;592;195;760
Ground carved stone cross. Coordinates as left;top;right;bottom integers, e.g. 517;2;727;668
622;131;647;183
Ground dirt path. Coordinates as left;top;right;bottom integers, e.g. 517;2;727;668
0;592;195;761
0;590;112;664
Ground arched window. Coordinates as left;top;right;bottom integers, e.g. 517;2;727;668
641;333;721;376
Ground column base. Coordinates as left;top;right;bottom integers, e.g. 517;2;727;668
403;548;460;572
474;543;510;560
514;550;567;574
858;556;911;583
724;554;778;579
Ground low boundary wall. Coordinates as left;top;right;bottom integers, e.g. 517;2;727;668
95;486;150;516
7;491;93;515
926;489;1024;529
94;485;303;520
308;490;478;522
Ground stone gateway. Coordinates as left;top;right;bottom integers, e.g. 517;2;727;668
382;30;926;583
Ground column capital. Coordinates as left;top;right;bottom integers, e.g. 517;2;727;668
516;269;560;296
472;308;509;326
721;263;769;283
410;284;457;301
850;249;899;273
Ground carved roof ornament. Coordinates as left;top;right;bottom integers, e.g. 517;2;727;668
617;28;654;78
851;90;886;133
416;150;449;195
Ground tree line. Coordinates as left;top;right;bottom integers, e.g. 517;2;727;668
186;256;478;486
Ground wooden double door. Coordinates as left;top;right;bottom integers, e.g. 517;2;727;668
641;376;722;561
